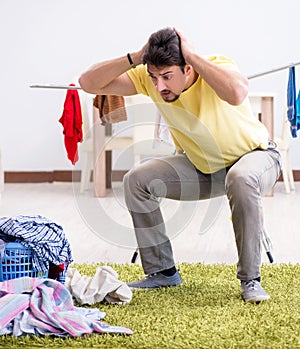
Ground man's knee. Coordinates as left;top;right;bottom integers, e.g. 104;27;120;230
123;168;142;195
123;165;155;197
123;165;167;199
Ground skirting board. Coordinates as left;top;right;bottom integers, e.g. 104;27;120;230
4;170;300;184
4;170;127;184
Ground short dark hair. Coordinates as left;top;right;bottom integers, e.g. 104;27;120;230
142;27;186;69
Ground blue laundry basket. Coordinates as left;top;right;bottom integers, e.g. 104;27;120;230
0;242;48;281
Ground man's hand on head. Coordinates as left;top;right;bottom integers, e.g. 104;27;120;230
173;28;196;66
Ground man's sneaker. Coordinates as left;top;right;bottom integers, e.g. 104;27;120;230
127;270;182;289
241;279;270;303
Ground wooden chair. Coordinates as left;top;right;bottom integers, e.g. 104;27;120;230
125;95;175;167
80;96;133;195
274;113;295;193
82;94;175;196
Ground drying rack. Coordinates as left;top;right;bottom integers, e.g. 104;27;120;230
30;61;300;91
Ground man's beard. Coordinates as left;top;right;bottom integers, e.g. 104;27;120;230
161;90;180;103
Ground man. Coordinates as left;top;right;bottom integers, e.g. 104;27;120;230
79;27;281;303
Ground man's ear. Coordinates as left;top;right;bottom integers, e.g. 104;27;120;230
184;64;193;75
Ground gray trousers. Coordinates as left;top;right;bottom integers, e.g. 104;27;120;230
123;148;281;281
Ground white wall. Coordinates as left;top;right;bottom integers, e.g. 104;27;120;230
1;0;300;171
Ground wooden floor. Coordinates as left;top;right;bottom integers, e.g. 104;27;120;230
0;181;299;266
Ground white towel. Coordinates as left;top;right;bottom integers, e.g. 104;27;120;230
65;266;132;305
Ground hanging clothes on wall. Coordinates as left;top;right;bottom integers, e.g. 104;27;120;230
287;67;300;137
59;84;83;164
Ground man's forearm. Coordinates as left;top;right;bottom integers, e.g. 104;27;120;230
79;51;142;95
186;52;248;105
79;55;130;94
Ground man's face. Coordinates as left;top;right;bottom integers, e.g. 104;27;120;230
147;65;187;102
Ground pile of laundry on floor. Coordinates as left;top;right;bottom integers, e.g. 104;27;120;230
0;276;132;336
0;215;133;337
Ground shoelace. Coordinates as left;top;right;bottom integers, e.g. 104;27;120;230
244;280;259;290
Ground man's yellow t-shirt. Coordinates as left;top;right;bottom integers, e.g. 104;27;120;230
127;55;269;174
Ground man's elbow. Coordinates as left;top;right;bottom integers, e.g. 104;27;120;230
78;73;101;94
78;74;94;94
231;89;248;105
229;80;249;106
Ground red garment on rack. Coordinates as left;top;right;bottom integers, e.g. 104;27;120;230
59;85;83;164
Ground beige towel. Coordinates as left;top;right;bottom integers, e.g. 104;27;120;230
93;95;127;124
65;266;132;305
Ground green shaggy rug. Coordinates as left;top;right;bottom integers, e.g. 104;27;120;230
1;263;300;349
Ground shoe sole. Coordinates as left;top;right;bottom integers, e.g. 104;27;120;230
128;283;182;290
243;295;270;304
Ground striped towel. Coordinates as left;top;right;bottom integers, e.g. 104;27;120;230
0;277;133;336
93;95;127;125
